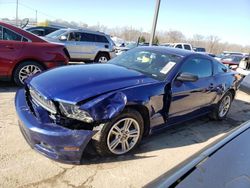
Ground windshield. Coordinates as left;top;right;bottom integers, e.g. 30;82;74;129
108;48;182;81
46;29;67;38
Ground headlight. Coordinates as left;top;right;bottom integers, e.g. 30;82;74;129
59;102;93;123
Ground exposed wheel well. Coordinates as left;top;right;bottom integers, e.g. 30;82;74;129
125;105;150;137
228;89;236;99
12;59;46;80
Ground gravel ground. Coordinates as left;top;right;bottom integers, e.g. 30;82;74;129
1;81;250;188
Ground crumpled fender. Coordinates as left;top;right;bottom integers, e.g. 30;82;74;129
79;92;127;121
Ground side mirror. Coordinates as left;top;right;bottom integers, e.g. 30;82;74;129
59;35;67;41
176;72;199;82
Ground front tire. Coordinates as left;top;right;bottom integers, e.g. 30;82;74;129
13;61;44;86
93;109;144;156
210;92;233;120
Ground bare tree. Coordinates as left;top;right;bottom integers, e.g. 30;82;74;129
165;30;186;43
206;35;220;53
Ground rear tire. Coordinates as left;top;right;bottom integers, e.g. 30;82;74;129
210;92;233;120
13;61;44;86
94;53;110;63
93;109;144;156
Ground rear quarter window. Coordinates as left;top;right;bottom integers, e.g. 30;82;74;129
0;26;2;40
3;28;22;41
214;61;228;75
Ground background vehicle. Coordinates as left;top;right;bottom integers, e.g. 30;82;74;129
115;42;158;55
215;51;247;61
15;47;240;163
237;56;250;76
146;121;250;188
44;28;116;63
0;21;69;86
193;47;206;53
26;26;60;36
161;43;193;51
221;55;244;70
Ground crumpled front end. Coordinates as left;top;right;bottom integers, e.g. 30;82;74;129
15;89;96;164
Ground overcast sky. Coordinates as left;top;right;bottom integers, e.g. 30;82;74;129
0;0;250;45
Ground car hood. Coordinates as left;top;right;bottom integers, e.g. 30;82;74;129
28;64;158;103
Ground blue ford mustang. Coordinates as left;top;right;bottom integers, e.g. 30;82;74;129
15;47;240;164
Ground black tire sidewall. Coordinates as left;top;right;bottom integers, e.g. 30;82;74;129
94;109;144;156
13;61;44;86
215;92;233;120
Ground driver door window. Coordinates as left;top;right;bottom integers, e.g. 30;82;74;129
180;58;212;78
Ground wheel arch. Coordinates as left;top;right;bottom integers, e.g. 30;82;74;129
125;104;151;137
11;59;46;80
94;51;110;61
228;88;236;99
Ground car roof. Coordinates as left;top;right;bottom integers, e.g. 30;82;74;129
27;26;59;30
57;28;106;35
137;46;196;57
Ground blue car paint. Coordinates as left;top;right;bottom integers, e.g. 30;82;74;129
15;89;96;164
15;47;239;163
26;64;158;103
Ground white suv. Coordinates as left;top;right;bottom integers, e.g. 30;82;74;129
44;28;116;63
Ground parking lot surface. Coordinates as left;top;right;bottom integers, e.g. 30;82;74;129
1;81;250;188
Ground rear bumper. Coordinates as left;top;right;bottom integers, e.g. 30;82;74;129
15;89;95;164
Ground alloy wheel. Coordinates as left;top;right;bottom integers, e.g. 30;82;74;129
19;65;42;84
219;95;231;118
107;118;140;155
98;56;108;63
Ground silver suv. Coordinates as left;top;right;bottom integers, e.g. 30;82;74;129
44;28;116;63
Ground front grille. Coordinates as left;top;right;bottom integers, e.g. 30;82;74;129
29;88;57;114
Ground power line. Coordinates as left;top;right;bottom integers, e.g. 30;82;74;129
0;0;57;20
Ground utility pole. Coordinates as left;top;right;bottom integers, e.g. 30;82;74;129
35;10;38;25
149;0;161;46
16;0;19;26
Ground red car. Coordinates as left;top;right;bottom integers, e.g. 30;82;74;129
0;22;69;85
221;55;244;70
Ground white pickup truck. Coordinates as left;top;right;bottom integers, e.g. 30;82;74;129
161;43;193;51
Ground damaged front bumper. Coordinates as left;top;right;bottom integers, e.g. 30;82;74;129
15;89;96;164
